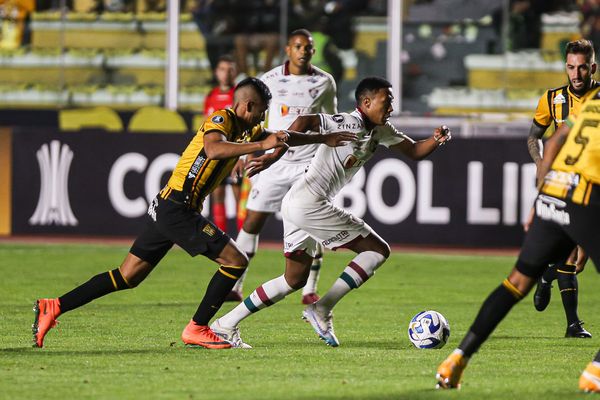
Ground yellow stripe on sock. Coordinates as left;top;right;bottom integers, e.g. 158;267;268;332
502;279;524;299
218;268;238;280
117;268;132;288
108;270;118;290
560;288;577;293
557;269;576;274
221;265;245;269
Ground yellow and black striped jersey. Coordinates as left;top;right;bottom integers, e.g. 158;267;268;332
541;86;600;205
162;109;264;211
533;81;599;132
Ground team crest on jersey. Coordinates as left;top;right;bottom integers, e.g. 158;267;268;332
211;115;224;123
202;224;216;236
553;94;566;104
278;89;288;97
309;88;319;98
332;114;345;123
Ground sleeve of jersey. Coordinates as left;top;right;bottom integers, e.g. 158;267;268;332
203;111;232;139
533;91;551;128
318;113;338;133
380;122;413;147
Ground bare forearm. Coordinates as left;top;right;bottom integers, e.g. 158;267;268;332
204;141;266;159
527;124;546;163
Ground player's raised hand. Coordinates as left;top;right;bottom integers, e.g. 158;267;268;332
261;130;290;150
323;131;358;147
433;125;452;146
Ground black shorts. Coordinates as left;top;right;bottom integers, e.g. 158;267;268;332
130;195;230;266
516;193;600;277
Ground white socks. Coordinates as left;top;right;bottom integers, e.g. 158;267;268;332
317;251;386;312
231;229;259;292
218;274;295;327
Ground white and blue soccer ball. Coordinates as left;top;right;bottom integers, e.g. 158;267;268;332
408;310;450;349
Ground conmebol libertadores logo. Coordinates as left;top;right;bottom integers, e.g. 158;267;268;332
29;140;78;226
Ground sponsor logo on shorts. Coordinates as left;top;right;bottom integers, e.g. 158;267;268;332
322;230;350;246
203;224;216;236
148;197;158;222
535;195;570;225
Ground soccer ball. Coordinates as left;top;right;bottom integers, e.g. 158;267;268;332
407;310;450;349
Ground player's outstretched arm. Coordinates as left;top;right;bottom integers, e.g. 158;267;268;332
203;130;289;160
391;125;451;160
284;114;357;147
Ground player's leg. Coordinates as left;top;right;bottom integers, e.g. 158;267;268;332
228;209;272;300
436;203;576;389
301;242;323;304
211;184;228;232
580;350;600;393
212;249;314;347
532;264;556;311
316;232;389;313
181;238;249;349
227;163;293;300
32;220;171;348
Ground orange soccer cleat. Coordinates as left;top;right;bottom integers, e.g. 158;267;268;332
181;320;232;349
580;362;600;393
32;298;61;348
436;351;468;389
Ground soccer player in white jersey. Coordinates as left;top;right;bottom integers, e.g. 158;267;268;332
228;28;338;304
212;77;452;348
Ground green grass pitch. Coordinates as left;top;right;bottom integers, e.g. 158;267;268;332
0;243;598;399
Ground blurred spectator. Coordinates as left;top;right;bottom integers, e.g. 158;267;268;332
192;0;237;76
233;0;279;75
0;0;34;49
581;0;600;55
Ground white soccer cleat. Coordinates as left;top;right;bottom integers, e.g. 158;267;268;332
302;303;339;347
210;319;252;349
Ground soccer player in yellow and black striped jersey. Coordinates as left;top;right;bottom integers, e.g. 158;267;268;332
436;86;600;391
526;39;598;338
31;77;356;350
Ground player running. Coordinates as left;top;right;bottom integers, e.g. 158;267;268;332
436;85;600;392
211;76;452;348
228;28;338;304
31;78;355;350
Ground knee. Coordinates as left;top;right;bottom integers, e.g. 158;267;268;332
378;242;391;259
232;252;249;268
288;276;308;290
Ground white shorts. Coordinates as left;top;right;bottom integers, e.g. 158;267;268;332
246;161;308;213
281;183;374;257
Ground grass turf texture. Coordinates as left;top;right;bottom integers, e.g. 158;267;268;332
0;243;598;400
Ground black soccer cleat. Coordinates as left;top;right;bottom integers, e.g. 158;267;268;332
565;321;592;338
533;279;552;311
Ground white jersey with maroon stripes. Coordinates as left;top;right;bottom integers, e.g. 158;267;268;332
260;62;337;164
302;110;412;199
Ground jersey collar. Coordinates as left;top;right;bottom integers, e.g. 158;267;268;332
568;80;598;99
283;60;314;76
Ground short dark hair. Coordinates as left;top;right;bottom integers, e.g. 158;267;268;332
216;54;236;66
235;77;272;105
355;76;392;104
566;39;596;64
288;28;312;41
